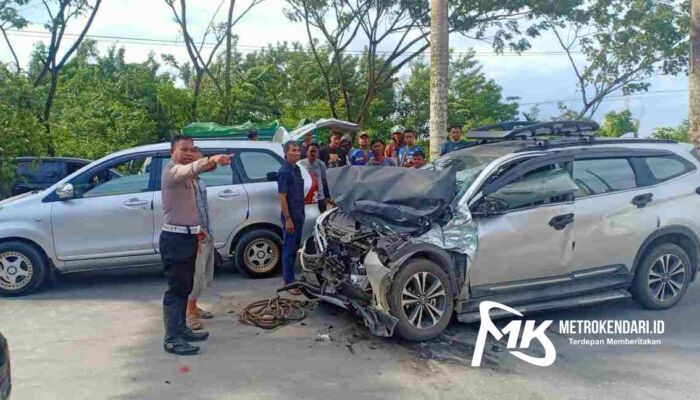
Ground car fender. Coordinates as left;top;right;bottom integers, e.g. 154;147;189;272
633;225;700;280
0;222;61;268
386;243;460;295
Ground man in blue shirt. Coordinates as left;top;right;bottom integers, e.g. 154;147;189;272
398;129;424;167
440;125;470;156
277;141;305;295
367;139;397;166
350;132;374;165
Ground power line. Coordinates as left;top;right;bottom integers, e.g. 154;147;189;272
6;29;583;57
519;89;688;107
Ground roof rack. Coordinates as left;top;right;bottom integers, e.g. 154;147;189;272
466;121;538;141
466;120;600;143
510;121;600;139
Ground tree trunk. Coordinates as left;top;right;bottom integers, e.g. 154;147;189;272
429;0;449;159
690;0;700;146
42;70;60;156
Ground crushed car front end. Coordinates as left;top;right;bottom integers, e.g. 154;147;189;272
295;165;476;340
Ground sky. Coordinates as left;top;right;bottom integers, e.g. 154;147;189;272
0;0;689;136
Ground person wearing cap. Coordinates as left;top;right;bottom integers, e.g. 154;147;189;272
367;139;397;166
247;130;258;141
350;132;374;166
385;125;405;159
440;125;469;155
411;150;427;168
398;128;424;167
300;131;313;159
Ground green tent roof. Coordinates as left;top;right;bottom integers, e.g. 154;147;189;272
182;120;282;140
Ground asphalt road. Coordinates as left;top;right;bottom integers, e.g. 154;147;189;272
1;266;698;400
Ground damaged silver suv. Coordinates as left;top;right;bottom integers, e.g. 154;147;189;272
297;121;700;341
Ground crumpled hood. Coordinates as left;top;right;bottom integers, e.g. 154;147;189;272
326;166;456;233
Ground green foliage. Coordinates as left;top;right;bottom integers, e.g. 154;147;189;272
599;109;638;138
397;51;519;134
550;0;688;118
651;119;689;142
0;63;46;196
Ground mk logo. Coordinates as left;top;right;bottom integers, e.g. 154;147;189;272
472;301;557;367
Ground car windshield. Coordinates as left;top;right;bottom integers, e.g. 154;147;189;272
423;148;502;204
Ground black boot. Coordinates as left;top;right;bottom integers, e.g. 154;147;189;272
179;298;209;342
163;299;200;355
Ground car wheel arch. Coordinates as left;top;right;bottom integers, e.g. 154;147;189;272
388;243;460;296
633;226;699;281
228;222;282;256
0;237;52;267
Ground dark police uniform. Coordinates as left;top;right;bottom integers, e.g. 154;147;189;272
277;160;305;284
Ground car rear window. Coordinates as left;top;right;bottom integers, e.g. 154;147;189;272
237;150;282;182
573;158;636;197
643;156;695;182
16;161;66;183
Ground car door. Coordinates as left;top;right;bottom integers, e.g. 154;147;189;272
570;150;694;275
233;149;286;226
152;148;249;251
468;153;578;293
51;152;157;264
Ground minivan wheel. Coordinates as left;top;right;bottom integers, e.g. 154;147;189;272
234;229;282;278
631;243;691;310
0;241;48;296
388;259;454;341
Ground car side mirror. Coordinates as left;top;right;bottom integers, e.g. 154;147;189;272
56;183;74;200
472;196;507;217
267;172;279;182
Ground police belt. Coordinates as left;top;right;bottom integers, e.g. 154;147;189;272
162;224;201;235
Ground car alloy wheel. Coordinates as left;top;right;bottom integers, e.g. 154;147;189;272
0;251;34;291
244;238;280;274
400;271;447;330
648;254;687;302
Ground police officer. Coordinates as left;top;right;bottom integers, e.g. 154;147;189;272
160;134;232;355
277;140;304;295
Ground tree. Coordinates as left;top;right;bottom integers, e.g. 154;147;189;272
286;0;579;125
27;0;102;155
690;0;700;145
429;0;448;159
598;109;638;137
652;119;690;142
0;63;46;196
163;0;263;121
549;0;688;119
397;52;519;133
0;0;30;72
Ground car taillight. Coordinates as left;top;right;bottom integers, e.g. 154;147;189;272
305;174;318;205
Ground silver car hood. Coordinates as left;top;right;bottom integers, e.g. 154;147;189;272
0;190;41;208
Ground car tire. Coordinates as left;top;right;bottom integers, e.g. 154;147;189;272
631;243;691;310
234;229;282;278
388;259;454;341
0;241;48;297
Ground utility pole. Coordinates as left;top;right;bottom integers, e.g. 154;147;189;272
429;0;448;159
690;0;700;145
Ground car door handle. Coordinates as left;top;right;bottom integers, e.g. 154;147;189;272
631;193;653;208
549;213;574;231
123;198;149;208
217;190;241;199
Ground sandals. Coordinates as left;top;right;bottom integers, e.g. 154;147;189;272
196;309;214;319
186;315;203;330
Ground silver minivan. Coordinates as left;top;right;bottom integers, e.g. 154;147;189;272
0;140;320;296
